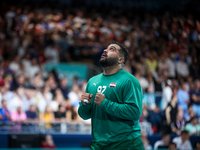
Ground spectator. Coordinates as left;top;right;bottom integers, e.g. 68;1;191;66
141;131;152;150
177;82;190;116
41;134;56;149
161;79;173;110
190;80;200;116
176;54;189;78
164;92;179;134
37;85;53;113
168;142;177;150
154;132;170;149
143;86;162;129
185;116;200;136
166;54;176;79
54;104;67;122
11;106;27;122
50;88;64;112
39;105;55;128
0;100;11;121
194;141;200;150
172;130;192;150
26;105;38;121
185;105;195;122
44;40;59;64
58;78;69;99
68;84;81;107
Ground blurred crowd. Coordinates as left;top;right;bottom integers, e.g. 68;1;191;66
0;1;200;138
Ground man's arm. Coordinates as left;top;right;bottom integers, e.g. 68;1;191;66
100;80;142;121
78;102;91;120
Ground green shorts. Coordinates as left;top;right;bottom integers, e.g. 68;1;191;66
91;136;145;150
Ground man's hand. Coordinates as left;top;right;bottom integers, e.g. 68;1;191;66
81;93;93;105
94;93;105;106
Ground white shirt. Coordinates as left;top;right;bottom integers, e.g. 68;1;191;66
176;61;189;77
162;86;172;110
173;136;192;150
68;91;79;106
154;140;164;149
44;46;59;63
166;58;176;77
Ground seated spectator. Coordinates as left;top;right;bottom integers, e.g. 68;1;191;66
68;84;81;107
58;77;69;100
177;82;190;116
50;88;64;112
172;130;192;150
143;86;161;130
176;54;189;78
161;79;172;111
168;142;177;150
141;131;152;150
185;116;200;135
154;132;170;149
54;104;66;122
185;104;195;122
41;134;56;149
39;105;55;128
164;93;179;134
0;100;11;122
194;141;200;150
11;106;27;122
190;80;200;116
26;105;38;121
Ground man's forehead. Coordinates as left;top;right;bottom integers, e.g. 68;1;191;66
108;44;120;50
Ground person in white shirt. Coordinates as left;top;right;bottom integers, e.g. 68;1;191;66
173;130;192;150
161;79;173;110
176;54;189;78
154;133;170;149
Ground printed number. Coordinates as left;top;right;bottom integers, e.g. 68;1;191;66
97;86;107;94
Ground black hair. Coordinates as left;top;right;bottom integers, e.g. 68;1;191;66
194;141;200;149
111;41;129;64
181;130;189;135
161;132;169;139
169;141;177;148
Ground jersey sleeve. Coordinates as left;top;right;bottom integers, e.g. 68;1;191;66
78;80;92;120
100;79;143;121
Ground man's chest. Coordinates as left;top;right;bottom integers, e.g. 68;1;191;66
88;79;123;103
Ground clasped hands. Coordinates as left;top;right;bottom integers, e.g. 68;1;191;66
81;93;105;106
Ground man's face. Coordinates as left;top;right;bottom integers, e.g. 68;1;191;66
100;44;122;68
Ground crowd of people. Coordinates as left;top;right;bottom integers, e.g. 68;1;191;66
0;0;200;140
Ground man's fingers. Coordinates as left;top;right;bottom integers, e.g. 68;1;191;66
89;94;93;98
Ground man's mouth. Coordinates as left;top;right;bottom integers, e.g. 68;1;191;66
101;53;106;58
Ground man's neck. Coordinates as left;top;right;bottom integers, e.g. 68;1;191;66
103;65;122;75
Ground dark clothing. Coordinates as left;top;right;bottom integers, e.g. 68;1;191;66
162;103;178;133
54;112;66;119
59;86;69;99
190;89;200;105
168;103;178;124
26;111;38;119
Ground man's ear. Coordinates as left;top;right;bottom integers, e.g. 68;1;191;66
118;57;124;64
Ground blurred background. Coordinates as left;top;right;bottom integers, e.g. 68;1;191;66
0;0;200;149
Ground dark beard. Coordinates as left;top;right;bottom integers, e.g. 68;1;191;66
99;57;118;68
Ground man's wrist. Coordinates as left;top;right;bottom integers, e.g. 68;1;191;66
100;98;108;108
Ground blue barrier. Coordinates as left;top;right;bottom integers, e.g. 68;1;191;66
0;133;200;148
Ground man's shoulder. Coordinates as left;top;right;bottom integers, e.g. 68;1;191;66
119;70;141;86
88;73;103;82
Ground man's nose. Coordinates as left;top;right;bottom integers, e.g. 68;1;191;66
103;48;108;53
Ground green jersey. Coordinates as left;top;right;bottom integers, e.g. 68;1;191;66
78;69;143;149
